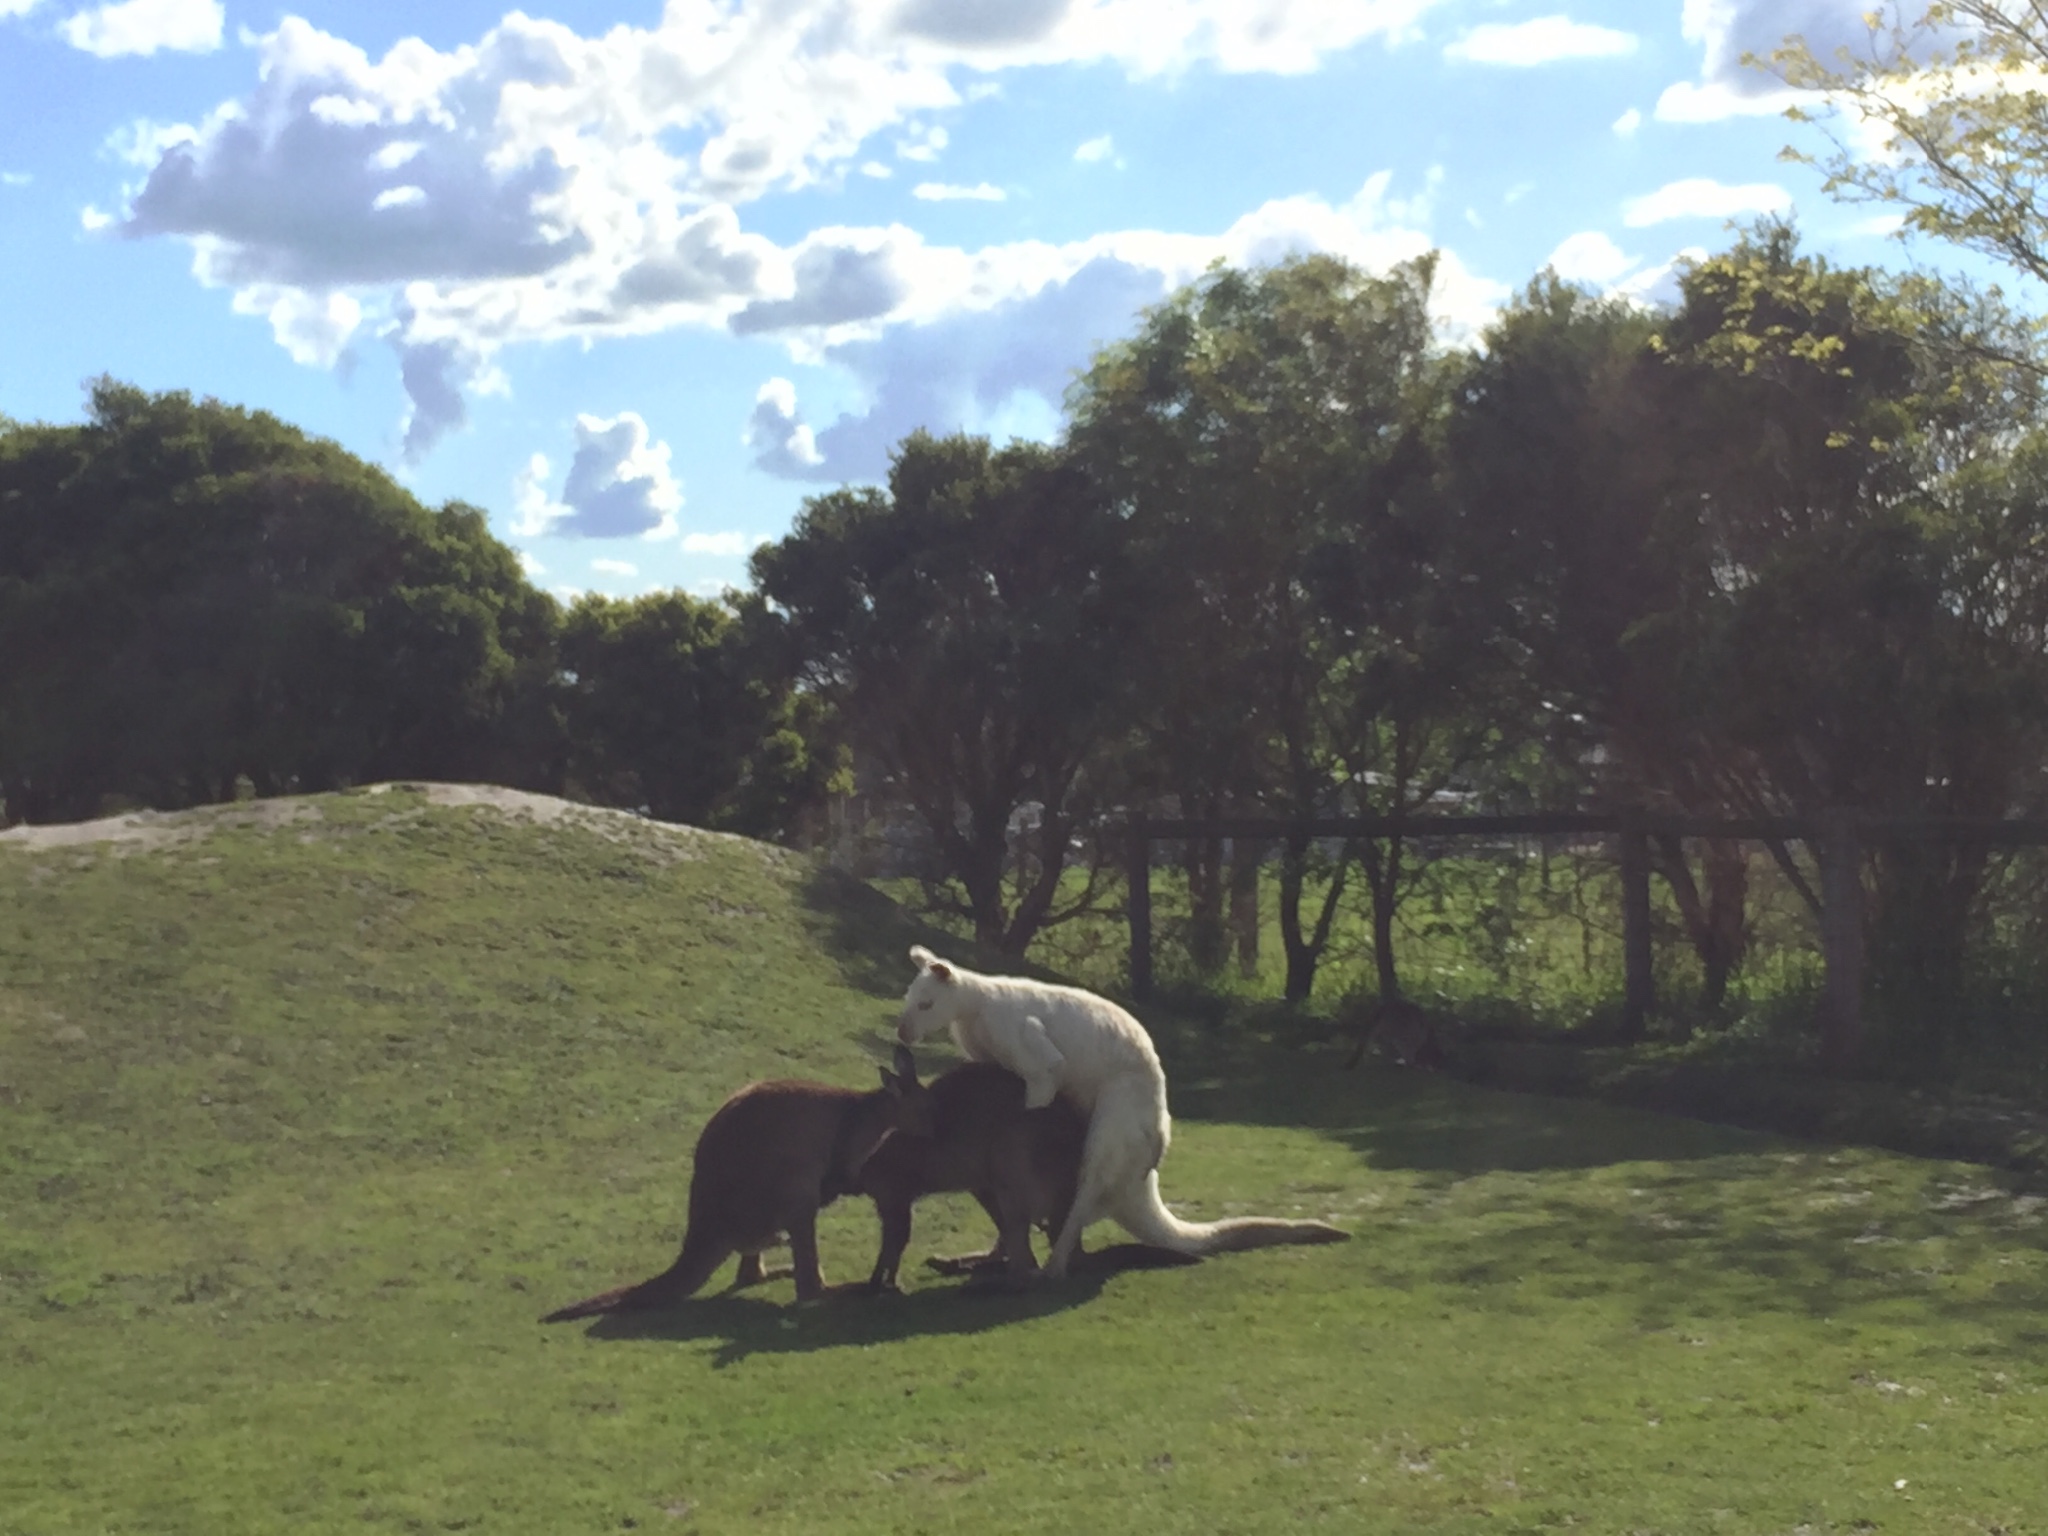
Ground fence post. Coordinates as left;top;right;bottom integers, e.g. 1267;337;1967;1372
1819;809;1865;1069
1619;817;1653;1041
1127;820;1153;1003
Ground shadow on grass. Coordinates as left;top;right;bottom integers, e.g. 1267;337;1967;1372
1163;1022;1766;1175
1360;1164;2048;1350
573;1245;1191;1367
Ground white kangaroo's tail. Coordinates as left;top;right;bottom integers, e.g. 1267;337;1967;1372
1110;1170;1350;1256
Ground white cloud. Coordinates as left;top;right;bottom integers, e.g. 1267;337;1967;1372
1653;78;1803;122
1614;246;1706;308
0;0;40;16
1546;231;1638;285
747;172;1508;484
1622;177;1792;226
681;531;757;556
1;171;29;187
745;378;825;477
731;231;912;336
1655;0;1928;123
913;181;1006;202
1612;107;1642;137
230;287;363;368
61;0;222;56
1074;134;1115;163
517;549;545;578
104;5;1472;461
888;0;1449;75
1444;16;1636;67
515;413;683;540
591;557;639;576
396;335;484;461
897;124;951;163
511;454;560;539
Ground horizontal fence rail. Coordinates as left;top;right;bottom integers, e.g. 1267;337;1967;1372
1127;814;2048;845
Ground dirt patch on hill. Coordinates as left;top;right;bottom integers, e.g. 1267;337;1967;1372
0;782;768;865
0;796;319;853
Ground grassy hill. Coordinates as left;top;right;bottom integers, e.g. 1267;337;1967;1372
3;785;2046;1535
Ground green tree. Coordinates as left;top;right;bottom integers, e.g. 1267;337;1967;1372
1069;253;1491;1002
558;588;834;837
1775;4;2048;303
751;431;1132;955
0;379;561;823
1647;228;2048;1057
1448;273;1763;1008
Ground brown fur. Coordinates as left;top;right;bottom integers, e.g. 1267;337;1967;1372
857;1061;1090;1289
541;1054;930;1322
1342;997;1448;1071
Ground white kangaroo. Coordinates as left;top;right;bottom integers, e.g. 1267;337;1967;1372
894;946;1348;1279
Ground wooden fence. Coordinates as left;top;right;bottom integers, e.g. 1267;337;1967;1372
1122;812;2048;1065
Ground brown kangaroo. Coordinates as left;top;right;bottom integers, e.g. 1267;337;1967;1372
1343;996;1448;1071
857;1060;1090;1289
541;1049;932;1322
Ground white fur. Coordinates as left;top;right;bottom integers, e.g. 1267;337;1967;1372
896;945;1343;1276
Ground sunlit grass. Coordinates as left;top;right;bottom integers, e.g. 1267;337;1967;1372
4;791;2046;1533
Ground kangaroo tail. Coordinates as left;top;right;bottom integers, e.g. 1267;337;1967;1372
540;1230;730;1323
1109;1171;1350;1256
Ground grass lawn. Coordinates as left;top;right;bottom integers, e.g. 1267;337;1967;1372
3;787;2045;1534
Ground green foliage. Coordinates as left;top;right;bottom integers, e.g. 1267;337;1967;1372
5;800;2048;1532
753;431;1133;953
0;380;562;823
1069;254;1514;1001
558;588;836;838
1774;3;2048;297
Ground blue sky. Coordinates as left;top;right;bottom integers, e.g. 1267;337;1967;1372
0;0;1934;601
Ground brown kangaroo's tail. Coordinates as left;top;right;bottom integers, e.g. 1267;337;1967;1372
540;1230;731;1323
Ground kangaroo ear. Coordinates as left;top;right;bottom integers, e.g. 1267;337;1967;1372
879;1066;902;1095
909;944;936;970
929;960;953;983
892;1044;919;1085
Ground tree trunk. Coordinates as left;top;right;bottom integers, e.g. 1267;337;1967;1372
1358;837;1405;1002
1278;836;1314;1002
1701;839;1749;1008
1654;835;1750;1009
1228;837;1264;978
1183;815;1226;974
1818;811;1865;1071
1279;834;1352;1004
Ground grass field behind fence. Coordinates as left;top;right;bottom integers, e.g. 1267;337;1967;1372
896;836;2048;1096
4;789;2047;1533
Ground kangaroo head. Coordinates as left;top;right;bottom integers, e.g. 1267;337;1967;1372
877;1042;935;1138
897;945;959;1045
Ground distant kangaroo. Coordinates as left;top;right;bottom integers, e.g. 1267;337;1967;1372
896;947;1350;1278
542;1049;931;1322
1342;997;1448;1071
857;1059;1094;1289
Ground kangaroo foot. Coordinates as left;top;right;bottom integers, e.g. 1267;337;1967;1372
923;1248;1005;1278
959;1267;1059;1296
